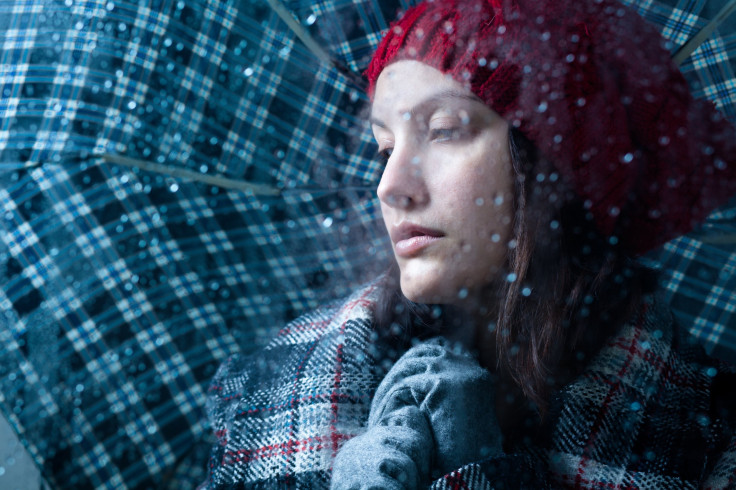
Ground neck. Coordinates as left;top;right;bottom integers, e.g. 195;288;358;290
439;293;500;371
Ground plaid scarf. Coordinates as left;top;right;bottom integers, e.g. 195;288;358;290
202;281;736;489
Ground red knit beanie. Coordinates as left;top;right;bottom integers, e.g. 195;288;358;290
366;0;736;256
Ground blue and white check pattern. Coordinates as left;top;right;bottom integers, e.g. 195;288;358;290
0;0;733;488
618;0;736;361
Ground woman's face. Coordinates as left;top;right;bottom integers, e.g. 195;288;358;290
372;60;515;306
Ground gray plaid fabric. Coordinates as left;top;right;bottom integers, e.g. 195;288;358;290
204;283;736;488
0;0;734;488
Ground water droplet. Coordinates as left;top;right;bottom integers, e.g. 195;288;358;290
457;288;468;299
630;401;642;411
244;67;254;77
306;13;317;25
169;183;179;192
322;217;333;228
506;272;517;283
402;112;411;120
521;287;531;296
536;101;548;113
475;197;484;206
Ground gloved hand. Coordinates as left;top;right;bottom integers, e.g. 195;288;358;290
331;338;503;489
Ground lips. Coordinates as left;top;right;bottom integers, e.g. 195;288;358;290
390;222;445;257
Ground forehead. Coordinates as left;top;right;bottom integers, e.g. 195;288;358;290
371;60;476;120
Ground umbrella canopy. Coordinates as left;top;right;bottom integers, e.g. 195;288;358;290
0;0;734;488
0;0;389;487
623;0;736;360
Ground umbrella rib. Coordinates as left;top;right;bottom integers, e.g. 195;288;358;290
265;0;335;67
695;233;736;245
101;153;282;196
100;154;376;196
264;0;366;88
672;0;736;65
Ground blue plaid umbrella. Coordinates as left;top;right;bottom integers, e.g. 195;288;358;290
0;0;734;488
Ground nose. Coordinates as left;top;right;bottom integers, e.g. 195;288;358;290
376;143;428;209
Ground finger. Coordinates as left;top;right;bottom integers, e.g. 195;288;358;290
331;425;431;489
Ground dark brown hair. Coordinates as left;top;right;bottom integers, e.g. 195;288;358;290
374;128;658;409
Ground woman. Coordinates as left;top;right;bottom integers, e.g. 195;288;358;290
203;0;736;488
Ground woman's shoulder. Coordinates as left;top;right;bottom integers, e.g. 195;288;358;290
212;280;383;380
544;291;736;488
202;279;388;488
589;291;734;380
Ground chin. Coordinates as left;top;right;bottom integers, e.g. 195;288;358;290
398;262;505;306
399;271;460;305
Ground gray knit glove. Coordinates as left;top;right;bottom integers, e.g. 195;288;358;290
330;338;503;489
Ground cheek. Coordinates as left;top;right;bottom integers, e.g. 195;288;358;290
379;201;392;230
470;185;514;240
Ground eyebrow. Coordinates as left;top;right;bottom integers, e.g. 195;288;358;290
370;89;482;128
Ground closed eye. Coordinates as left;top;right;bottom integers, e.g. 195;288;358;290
377;147;393;165
429;127;461;143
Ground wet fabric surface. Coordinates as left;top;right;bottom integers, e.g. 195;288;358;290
203;282;736;489
0;0;734;488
